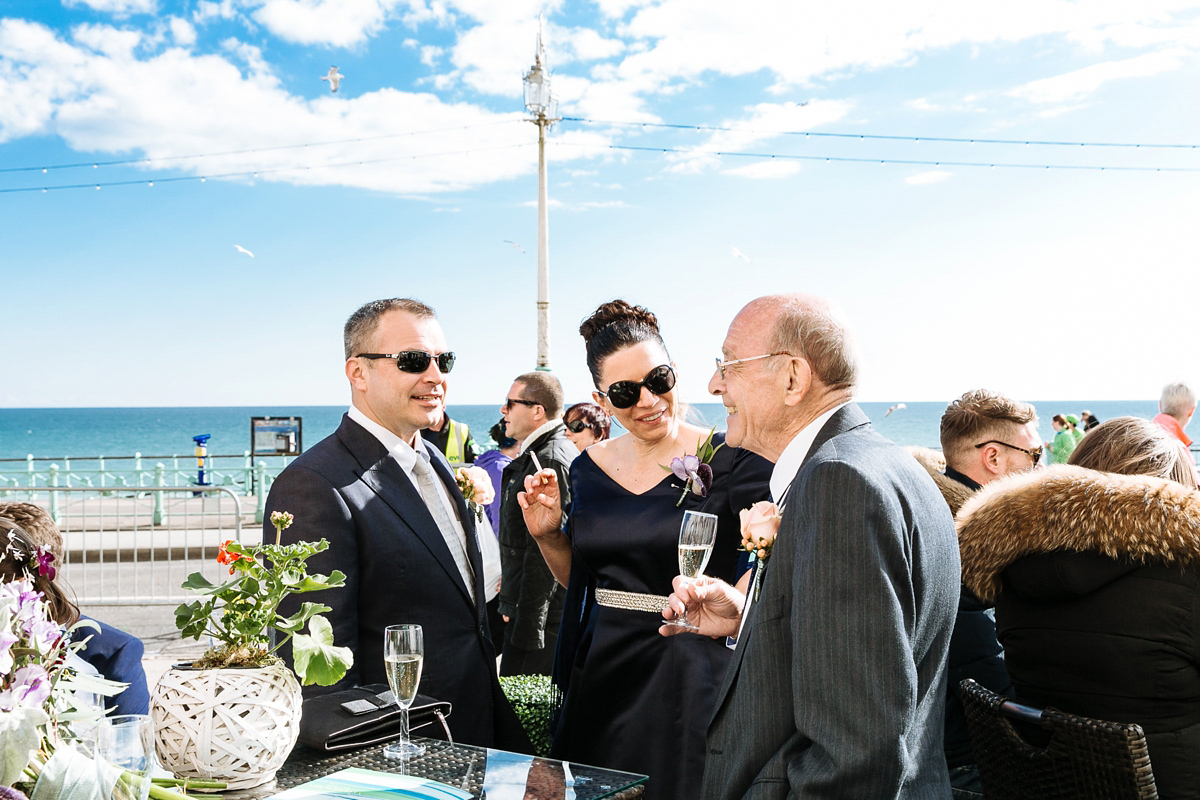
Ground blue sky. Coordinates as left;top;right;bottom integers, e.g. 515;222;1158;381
2;0;1199;409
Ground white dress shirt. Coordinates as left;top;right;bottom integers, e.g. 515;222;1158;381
346;405;470;555
731;402;848;647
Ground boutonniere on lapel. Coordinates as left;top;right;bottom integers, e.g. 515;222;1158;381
666;427;723;507
739;501;782;562
455;466;495;522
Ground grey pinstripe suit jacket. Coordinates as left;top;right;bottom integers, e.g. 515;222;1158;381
701;404;960;799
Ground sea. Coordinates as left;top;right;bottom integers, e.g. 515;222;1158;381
0;400;1165;463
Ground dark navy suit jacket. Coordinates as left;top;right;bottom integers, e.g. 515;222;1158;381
265;414;529;751
72;615;149;715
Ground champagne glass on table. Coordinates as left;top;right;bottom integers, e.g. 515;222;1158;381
384;624;426;759
665;510;718;630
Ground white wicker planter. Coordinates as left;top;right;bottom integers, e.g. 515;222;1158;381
150;662;302;791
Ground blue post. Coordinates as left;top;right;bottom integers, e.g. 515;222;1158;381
153;463;166;525
135;453;143;487
64;457;71;488
26;455;34;500
48;464;60;527
244;451;252;497
255;461;267;524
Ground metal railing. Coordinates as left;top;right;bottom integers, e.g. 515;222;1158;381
0;452;292;498
1;456;288;524
7;486;253;606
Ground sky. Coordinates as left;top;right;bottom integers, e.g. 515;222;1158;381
2;0;1199;409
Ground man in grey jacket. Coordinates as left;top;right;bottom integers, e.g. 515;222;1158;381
497;371;576;676
663;294;960;799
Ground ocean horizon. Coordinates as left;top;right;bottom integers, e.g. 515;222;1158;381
0;400;1165;462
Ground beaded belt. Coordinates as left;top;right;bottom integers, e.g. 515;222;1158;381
595;588;670;614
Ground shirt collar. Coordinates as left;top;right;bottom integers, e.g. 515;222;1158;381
518;419;564;455
347;405;424;474
944;465;983;492
769;403;848;504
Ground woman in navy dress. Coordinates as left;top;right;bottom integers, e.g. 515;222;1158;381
520;300;770;800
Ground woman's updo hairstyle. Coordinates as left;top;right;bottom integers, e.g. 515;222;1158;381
579;299;668;387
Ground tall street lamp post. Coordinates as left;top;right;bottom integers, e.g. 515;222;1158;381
524;34;558;371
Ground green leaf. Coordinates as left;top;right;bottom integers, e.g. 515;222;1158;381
291;615;353;686
180;572;217;591
274;601;332;633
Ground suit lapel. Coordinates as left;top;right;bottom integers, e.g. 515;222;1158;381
709;403;872;719
337;417;478;613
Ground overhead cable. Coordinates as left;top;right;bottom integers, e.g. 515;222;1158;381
0;119;525;176
563;117;1199;150
554;141;1200;173
0;142;531;194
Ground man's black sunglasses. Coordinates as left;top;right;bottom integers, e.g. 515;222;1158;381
975;439;1043;462
597;365;676;409
564;418;589;434
356;351;456;374
504;397;540;412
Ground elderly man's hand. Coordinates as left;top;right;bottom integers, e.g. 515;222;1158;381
659;574;745;639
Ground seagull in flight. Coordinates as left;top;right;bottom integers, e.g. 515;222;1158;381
504;240;526;254
885;402;907;417
233;244;254;258
321;66;343;93
731;246;751;263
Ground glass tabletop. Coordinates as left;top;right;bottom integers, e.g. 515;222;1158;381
219;737;647;799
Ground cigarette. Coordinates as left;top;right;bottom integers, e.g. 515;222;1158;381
530;452;547;483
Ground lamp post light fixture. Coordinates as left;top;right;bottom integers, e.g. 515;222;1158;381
524;32;559;371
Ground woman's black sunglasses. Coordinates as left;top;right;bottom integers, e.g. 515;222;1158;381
356;350;456;374
564;419;589;434
597;365;676;409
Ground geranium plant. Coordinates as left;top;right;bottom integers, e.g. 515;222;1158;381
173;511;353;686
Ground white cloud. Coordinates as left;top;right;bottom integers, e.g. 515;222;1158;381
0;19;547;194
664;99;851;173
63;0;156;14
194;0;237;23
723;160;801;179
168;17;197;47
906;170;953;185
1009;48;1188;104
252;0;408;48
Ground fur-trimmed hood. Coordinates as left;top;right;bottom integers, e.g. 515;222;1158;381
907;446;976;516
957;464;1200;603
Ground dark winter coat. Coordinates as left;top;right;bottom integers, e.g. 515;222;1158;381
958;465;1200;800
498;423;576;651
910;447;1014;770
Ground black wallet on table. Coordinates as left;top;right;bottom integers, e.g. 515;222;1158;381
298;684;453;752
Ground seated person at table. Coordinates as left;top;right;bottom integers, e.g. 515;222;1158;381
958;417;1200;800
0;502;150;715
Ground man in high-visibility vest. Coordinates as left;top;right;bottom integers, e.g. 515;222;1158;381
421;410;478;464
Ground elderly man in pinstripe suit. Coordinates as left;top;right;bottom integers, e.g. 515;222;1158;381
663;294;960;799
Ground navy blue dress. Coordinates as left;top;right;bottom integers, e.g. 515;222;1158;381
551;435;770;800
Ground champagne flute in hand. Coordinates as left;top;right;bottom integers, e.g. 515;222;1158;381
665;510;718;630
384;624;426;760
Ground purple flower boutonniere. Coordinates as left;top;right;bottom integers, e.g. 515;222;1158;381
667;427;724;507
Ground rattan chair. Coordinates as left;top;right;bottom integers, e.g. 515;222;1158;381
959;679;1158;799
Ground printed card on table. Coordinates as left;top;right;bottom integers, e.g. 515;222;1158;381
269;767;473;799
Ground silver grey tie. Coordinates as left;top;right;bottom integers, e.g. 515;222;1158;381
411;453;476;603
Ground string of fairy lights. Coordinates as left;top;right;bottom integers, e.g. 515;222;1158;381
2;115;1198;195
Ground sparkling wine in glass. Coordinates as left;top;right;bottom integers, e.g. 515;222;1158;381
384;624;426;760
666;510;718;630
